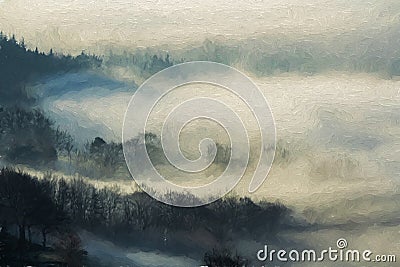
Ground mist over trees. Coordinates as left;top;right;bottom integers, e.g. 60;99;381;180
0;98;282;264
0;32;101;105
74;137;126;178
104;51;174;79
0;31;300;266
0;168;291;266
0;106;124;177
103;37;400;79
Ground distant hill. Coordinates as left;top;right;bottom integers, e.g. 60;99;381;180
0;32;102;105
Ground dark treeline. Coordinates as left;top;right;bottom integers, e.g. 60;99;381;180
0;32;101;105
42;172;290;243
0;168;290;266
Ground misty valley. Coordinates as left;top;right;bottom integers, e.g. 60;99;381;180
0;1;400;266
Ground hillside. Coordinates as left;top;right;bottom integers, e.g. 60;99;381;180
0;32;101;105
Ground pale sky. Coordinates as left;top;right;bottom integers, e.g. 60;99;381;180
1;0;399;54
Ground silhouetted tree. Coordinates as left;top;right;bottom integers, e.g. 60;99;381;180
0;168;65;248
0;108;62;164
204;248;248;267
55;233;87;267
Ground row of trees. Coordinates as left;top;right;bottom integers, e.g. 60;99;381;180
0;105;298;184
42;174;290;242
104;37;400;80
0;168;290;251
0;106;233;180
